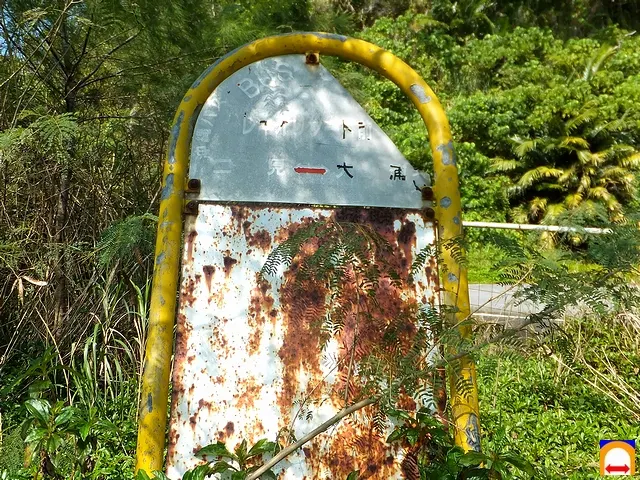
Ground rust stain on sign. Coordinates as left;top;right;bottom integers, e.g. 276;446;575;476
166;204;439;479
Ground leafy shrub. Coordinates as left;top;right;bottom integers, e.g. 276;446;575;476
478;343;640;479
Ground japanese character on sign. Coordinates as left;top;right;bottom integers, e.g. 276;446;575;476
357;121;370;140
336;162;354;178
268;158;288;176
211;159;233;173
390;165;406;181
194;129;211;142
193;145;209;160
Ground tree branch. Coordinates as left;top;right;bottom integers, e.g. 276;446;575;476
67;31;140;96
67;25;92;80
246;397;378;480
0;0;73;90
75;49;217;90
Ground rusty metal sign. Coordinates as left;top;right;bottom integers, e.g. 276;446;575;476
166;206;438;478
166;54;440;478
189;55;430;207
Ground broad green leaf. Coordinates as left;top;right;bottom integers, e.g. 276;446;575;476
499;452;536;475
150;471;172;480
183;465;213;480
24;399;50;423
386;428;404;443
20;418;34;439
458;451;488;467
235;438;248;462
386;409;411;420
23;427;46;445
346;470;360;480
248;439;277;457
210;461;237;473
196;441;234;459
78;422;91;441
134;470;152;480
460;466;490;478
405;428;419;446
182;470;194;480
54;407;76;426
46;433;64;452
96;418;118;433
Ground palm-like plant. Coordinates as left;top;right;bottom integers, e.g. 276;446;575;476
494;109;640;224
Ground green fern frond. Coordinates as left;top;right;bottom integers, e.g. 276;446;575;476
513;137;539;158
260;223;321;278
96;213;157;268
440;236;468;270
0;128;25;153
558;136;590;150
583;43;619;82
557;166;576;184
491;158;520;172
565;109;598;132
30;113;78;153
620;152;640;169
517;166;564;189
542;203;567;222
564;193;582;209
409;245;436;282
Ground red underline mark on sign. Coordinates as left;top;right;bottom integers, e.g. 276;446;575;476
294;167;327;175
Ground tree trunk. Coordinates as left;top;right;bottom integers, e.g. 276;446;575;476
52;164;71;340
52;20;77;341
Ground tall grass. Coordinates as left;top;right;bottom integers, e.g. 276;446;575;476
0;270;150;479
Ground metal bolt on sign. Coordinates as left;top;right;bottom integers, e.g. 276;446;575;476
135;33;480;478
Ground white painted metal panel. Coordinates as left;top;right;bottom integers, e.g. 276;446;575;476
189;55;430;208
166;205;439;478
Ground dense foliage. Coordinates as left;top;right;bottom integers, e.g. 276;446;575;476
1;0;639;479
346;14;640;225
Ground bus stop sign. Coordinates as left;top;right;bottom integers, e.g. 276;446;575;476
165;54;440;478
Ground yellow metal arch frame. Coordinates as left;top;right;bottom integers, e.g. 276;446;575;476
135;32;480;474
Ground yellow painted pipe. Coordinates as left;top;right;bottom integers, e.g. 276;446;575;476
135;32;481;475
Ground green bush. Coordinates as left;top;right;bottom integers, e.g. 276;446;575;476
478;316;640;479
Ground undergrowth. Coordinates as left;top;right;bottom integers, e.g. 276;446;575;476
478;315;640;480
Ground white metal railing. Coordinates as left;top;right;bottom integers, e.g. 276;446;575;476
463;221;611;234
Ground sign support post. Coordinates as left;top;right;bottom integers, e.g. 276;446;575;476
135;32;481;474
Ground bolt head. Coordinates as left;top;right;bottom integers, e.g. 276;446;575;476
184;201;198;215
305;52;319;65
422;187;434;201
424;207;436;220
187;178;201;191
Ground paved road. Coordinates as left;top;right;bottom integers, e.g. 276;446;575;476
467;283;541;324
466;283;637;328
